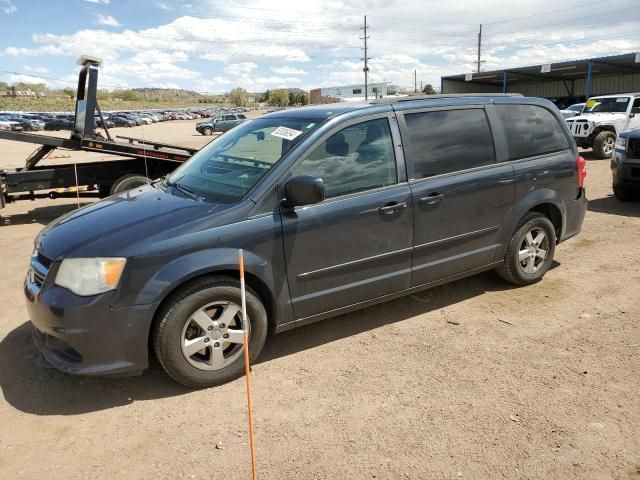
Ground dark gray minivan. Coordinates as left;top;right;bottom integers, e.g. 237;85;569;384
25;95;587;387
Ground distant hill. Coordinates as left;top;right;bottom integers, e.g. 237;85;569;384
130;88;203;99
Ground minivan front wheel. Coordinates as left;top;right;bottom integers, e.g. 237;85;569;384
153;276;268;388
496;213;556;286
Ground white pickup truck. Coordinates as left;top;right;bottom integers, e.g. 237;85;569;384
565;93;640;158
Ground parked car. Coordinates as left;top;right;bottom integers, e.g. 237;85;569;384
610;127;640;200
95;117;115;129
559;103;585;119
6;117;40;131
196;113;247;135
44;118;74;131
0;120;23;131
565;94;640;159
26;95;587;388
109;116;136;127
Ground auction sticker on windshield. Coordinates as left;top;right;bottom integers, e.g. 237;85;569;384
271;126;303;141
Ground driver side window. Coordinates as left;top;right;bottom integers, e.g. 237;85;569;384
292;118;397;199
632;98;640;114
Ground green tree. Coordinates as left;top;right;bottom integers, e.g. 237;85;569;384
260;90;270;103
0;81;8;91
267;89;290;107
298;92;309;105
422;84;436;95
228;87;248;107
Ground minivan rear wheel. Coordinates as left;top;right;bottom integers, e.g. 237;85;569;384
496;212;556;286
153;276;268;388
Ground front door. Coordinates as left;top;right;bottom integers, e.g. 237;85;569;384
281;115;413;321
397;106;515;286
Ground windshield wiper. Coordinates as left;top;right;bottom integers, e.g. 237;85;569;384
165;179;203;201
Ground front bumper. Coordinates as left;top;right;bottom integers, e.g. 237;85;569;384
561;188;588;242
612;150;640;186
25;280;155;377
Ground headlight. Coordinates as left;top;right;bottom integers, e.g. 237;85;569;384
615;136;627;149
55;258;126;296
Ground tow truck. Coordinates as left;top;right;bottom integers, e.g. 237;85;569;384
0;56;197;209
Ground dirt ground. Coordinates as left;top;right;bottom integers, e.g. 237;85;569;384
0;120;639;480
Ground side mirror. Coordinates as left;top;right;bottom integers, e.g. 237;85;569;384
283;175;325;208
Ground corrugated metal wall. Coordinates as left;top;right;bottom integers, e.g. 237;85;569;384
443;72;640;98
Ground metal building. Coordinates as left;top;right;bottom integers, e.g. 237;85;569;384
441;52;640;106
310;82;389;104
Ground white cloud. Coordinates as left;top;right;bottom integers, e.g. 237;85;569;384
23;65;49;74
3;0;640;92
271;66;307;75
225;62;258;75
84;0;110;4
97;14;121;27
1;0;16;14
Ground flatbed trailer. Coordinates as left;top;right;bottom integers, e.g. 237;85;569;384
0;56;197;209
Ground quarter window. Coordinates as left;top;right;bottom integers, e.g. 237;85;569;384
496;105;570;160
403;109;495;179
292;118;397;199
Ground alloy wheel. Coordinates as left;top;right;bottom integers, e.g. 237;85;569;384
180;301;247;371
518;227;549;274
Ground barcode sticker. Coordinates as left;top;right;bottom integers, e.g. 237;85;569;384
271;126;303;141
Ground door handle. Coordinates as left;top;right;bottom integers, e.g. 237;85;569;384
378;201;407;215
419;193;445;206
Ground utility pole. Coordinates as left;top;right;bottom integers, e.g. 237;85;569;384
360;15;370;101
476;24;483;73
414;70;417;93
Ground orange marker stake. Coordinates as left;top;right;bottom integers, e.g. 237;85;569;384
239;249;258;480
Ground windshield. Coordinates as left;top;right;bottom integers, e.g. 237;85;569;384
568;104;584;112
585;97;630;113
167;116;321;203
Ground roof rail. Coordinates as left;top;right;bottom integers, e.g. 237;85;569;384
370;93;524;104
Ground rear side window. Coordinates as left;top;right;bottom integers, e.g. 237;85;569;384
496;105;569;160
403;109;495;179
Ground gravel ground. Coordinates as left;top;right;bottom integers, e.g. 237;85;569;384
0;121;639;479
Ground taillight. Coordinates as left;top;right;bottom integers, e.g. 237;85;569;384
576;155;586;188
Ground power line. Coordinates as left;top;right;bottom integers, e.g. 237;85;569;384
484;0;610;25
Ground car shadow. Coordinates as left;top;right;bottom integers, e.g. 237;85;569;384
0;270;543;416
0;203;91;227
0;322;190;416
258;270;537;363
588;194;640;218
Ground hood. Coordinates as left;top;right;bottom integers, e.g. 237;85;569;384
36;185;238;260
569;112;628;123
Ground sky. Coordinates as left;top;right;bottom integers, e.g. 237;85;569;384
1;0;640;94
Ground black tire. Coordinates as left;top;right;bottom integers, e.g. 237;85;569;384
613;184;635;202
153;276;268;388
496;212;556;286
109;174;149;195
592;131;616;159
202;126;213;136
